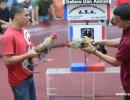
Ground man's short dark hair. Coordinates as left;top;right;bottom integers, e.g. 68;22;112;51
113;3;130;21
0;0;6;4
9;3;28;20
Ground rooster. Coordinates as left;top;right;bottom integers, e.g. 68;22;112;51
65;36;107;65
23;33;58;73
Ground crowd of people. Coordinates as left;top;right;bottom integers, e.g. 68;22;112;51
0;0;128;34
0;0;64;34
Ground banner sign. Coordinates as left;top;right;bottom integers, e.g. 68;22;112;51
70;25;104;42
64;0;110;4
64;4;110;20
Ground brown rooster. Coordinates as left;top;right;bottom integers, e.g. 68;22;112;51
65;36;107;65
23;33;58;73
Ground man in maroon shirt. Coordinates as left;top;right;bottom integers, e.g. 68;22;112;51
81;3;130;100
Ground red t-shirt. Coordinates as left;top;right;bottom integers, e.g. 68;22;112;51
114;0;130;6
115;26;130;92
1;27;34;86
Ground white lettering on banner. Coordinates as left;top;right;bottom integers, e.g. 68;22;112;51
66;4;107;20
65;0;82;4
65;0;109;4
68;5;105;14
83;0;92;3
93;0;109;3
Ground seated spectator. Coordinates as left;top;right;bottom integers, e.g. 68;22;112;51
50;0;64;20
21;0;36;25
34;0;60;25
0;0;11;34
6;0;18;11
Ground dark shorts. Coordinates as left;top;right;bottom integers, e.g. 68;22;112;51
124;92;130;100
0;23;6;34
0;23;3;31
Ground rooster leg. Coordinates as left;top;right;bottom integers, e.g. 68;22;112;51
39;53;46;61
42;59;54;62
47;49;49;53
86;54;91;66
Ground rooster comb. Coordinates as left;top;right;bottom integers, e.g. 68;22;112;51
65;41;70;47
52;33;58;36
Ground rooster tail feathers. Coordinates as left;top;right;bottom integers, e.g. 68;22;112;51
94;44;107;55
100;45;107;55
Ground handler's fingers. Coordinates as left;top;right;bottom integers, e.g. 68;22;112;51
81;48;86;51
93;41;96;45
30;47;35;51
87;40;92;46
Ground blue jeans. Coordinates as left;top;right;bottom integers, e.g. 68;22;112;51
51;15;64;20
38;13;49;22
11;75;36;100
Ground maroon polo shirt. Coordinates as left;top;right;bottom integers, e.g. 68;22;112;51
115;26;130;92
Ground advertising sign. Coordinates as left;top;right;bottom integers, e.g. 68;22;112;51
64;4;110;20
64;0;111;4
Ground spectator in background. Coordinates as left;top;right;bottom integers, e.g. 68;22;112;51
114;0;130;6
111;0;130;25
0;0;11;34
6;0;18;11
21;0;36;25
34;0;60;25
50;0;64;20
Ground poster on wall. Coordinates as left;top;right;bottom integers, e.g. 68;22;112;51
70;25;105;42
64;4;110;20
81;28;94;39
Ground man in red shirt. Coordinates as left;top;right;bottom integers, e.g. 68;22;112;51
81;3;130;100
1;3;41;100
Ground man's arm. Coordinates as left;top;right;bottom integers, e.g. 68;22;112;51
9;18;12;26
94;50;123;67
2;47;39;66
81;41;123;67
50;4;59;20
31;9;35;23
31;0;36;23
35;6;39;25
94;38;121;48
0;20;9;25
0;20;10;29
